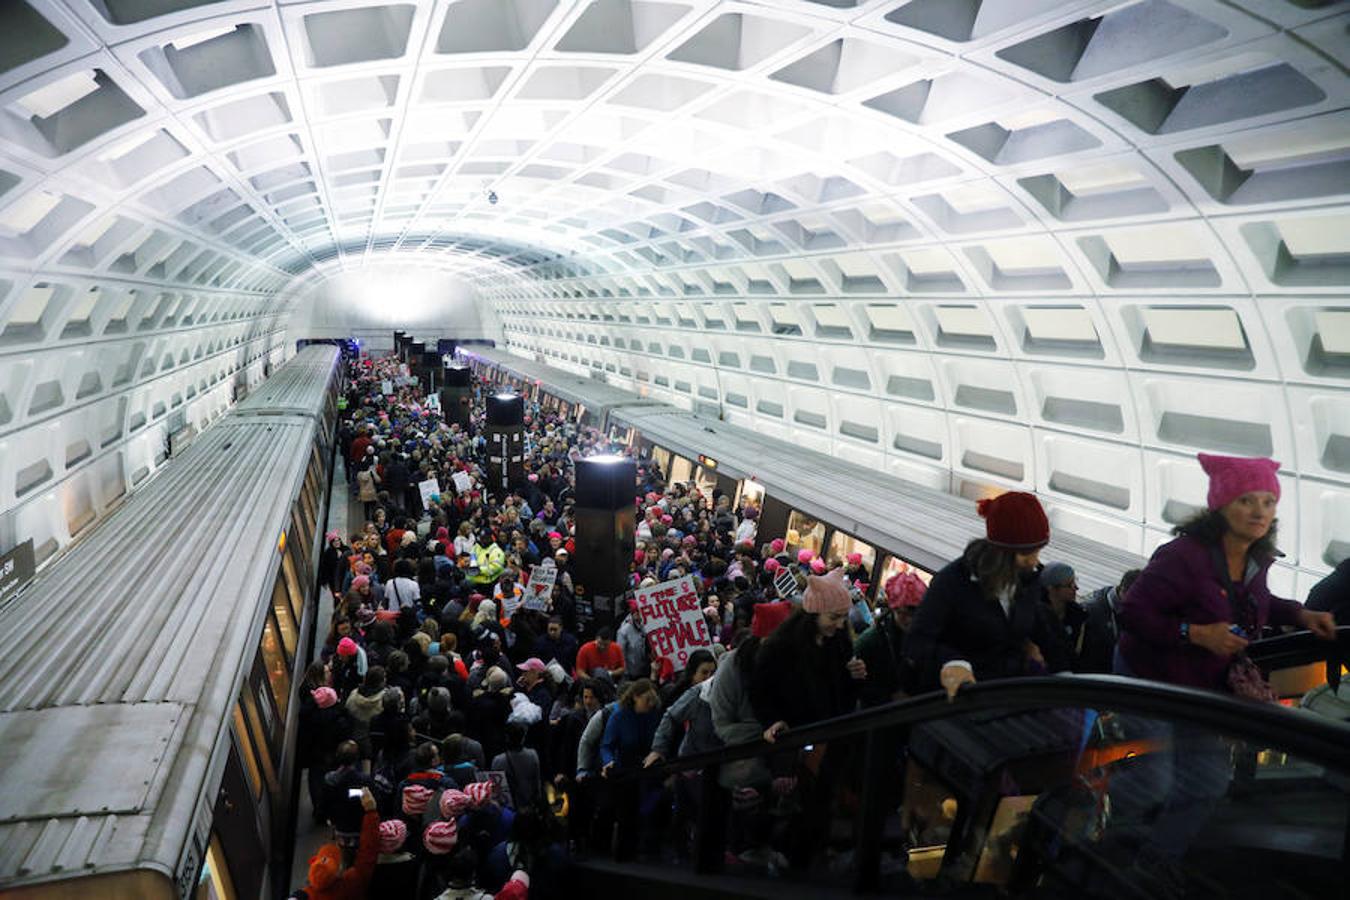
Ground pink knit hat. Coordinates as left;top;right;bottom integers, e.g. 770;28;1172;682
846;553;862;565
1198;453;1280;511
311;686;338;708
352;575;371;591
770;538;785;554
797;548;815;564
336;637;359;658
402;783;434;816
809;557;827;575
884;572;927;610
801;571;852;615
378;819;407;854
763;558;781;574
440;789;471;818
423;820;458;855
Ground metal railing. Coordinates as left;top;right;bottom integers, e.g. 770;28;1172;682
611;628;1350;892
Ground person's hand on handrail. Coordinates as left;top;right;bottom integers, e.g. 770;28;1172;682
1297;608;1337;641
939;662;976;701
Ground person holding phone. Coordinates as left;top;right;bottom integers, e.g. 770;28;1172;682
1119;453;1336;688
1114;453;1336;889
300;787;379;900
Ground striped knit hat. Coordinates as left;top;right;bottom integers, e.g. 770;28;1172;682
401;783;434;816
423;820;459;855
464;781;494;808
378;819;407;854
439;789;471;818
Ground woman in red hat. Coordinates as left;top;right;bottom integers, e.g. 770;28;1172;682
902;491;1070;699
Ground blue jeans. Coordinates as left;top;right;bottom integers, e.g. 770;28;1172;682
1110;649;1232;862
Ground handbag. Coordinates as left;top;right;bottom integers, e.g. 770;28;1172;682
1209;548;1278;704
1226;654;1278;703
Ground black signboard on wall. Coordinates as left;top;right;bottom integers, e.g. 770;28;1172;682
0;539;36;607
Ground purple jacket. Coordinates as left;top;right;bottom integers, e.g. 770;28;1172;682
1118;535;1302;691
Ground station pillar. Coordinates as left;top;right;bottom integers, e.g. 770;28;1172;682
485;393;525;498
440;365;473;427
573;456;637;634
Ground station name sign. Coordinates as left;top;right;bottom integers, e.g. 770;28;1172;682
0;539;36;607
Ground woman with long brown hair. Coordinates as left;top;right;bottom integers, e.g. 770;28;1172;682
903;491;1070;698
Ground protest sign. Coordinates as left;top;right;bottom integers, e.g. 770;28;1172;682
773;568;801;601
500;588;523;621
523;565;556;612
380;380;393;395
632;574;712;671
451;471;473;494
418;478;441;507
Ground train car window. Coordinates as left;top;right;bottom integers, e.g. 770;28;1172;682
826;531;878;573
196;832;238;900
669;454;693;486
650;445;672;477
692;465;717;498
281;544;306;623
291;507;313;572
734;478;765;511
300;456;320;534
271;576;298;660
786;509;827;555
259;614;290;719
231;705;266;802
877;554;935;590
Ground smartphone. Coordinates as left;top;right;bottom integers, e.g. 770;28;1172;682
348;788;363;799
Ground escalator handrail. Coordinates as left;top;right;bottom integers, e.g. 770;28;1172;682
1246;625;1347;688
1246;624;1349;661
620;673;1350;784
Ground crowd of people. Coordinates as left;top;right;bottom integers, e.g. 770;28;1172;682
292;351;1342;899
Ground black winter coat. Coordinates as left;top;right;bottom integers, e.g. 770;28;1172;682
902;557;1070;691
750;613;859;729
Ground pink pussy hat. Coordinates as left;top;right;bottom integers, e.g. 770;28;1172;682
801;570;852;615
1198;452;1280;510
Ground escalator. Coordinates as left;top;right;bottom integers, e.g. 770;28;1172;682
568;629;1350;898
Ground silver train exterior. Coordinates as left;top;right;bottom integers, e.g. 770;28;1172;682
0;345;341;900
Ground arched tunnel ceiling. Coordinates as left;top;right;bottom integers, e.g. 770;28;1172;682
0;0;1348;590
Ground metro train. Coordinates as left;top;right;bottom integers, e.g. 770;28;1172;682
458;345;1144;597
0;346;341;900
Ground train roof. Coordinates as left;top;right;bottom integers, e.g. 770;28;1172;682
234;345;340;419
460;346;667;420
0;415;316;889
609;404;1144;589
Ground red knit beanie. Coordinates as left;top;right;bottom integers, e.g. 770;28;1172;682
750;601;793;638
977;492;1049;551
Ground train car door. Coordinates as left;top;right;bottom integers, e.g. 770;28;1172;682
207;745;266;900
758;494;791;549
